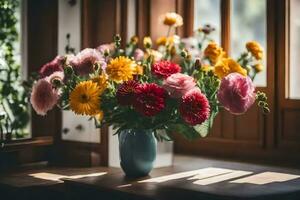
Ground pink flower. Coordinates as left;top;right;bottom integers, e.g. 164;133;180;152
217;73;256;114
133;48;144;61
30;79;59;116
163;73;196;98
97;43;115;55
179;88;210;126
39;56;64;78
45;71;65;85
70;48;104;76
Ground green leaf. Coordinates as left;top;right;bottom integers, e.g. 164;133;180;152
193;120;210;137
168;123;200;140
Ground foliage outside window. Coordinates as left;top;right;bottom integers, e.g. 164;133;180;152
0;0;30;142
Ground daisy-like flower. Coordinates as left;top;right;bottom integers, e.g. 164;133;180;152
91;73;108;95
30;79;59;116
160;12;183;27
179;88;210;126
106;56;137;83
116;80;140;106
133;83;166;117
69;81;102;116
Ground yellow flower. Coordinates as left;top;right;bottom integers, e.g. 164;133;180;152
214;58;247;79
156;36;175;46
106;56;136;83
254;63;263;73
70;81;101;116
134;65;144;75
160;12;183;27
91;73;108;94
201;64;214;72
143;37;152;48
95;110;104;121
130;36;139;45
246;41;263;60
144;49;163;62
204;42;226;65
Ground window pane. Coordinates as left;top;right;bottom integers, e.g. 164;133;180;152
230;0;267;86
194;0;221;45
289;0;300;99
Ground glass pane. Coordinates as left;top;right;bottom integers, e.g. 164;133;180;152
194;0;221;45
289;0;300;99
230;0;267;86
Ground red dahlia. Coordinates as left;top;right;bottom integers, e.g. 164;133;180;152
152;60;181;79
39;56;64;78
179;88;210;126
133;83;166;116
116;80;140;106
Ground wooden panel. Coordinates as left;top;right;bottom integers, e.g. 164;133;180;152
235;106;261;141
149;0;176;40
82;0;119;48
27;0;60;138
282;109;300;141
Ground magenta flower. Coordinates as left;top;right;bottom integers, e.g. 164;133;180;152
179;88;210;126
217;73;256;114
30;79;59;116
163;73;196;98
39;56;64;78
133;48;144;61
70;48;104;76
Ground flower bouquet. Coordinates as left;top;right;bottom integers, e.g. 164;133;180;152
29;12;269;177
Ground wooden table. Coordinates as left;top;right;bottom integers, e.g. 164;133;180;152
64;156;300;200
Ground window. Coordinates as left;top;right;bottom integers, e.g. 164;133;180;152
289;0;300;99
0;0;30;140
230;0;267;86
194;0;221;45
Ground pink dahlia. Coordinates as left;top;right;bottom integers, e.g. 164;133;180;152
179;88;210;126
45;71;64;84
152;60;181;79
70;48;104;76
117;80;140;106
39;56;64;78
163;73;196;98
133;83;166;116
30;79;59;116
217;73;256;114
133;48;144;61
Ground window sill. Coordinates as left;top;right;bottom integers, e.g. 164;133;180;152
0;136;53;152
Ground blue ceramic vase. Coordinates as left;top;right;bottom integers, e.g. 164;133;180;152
119;129;157;178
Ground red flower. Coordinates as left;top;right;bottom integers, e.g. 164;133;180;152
179;88;210;126
39;56;64;78
117;80;140;106
133;83;166;116
152;60;181;79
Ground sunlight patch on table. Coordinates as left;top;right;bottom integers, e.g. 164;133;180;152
139;167;235;183
29;172;107;182
230;172;300;185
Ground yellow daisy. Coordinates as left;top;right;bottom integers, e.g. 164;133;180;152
69;81;101;116
106;56;137;83
91;73;108;94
